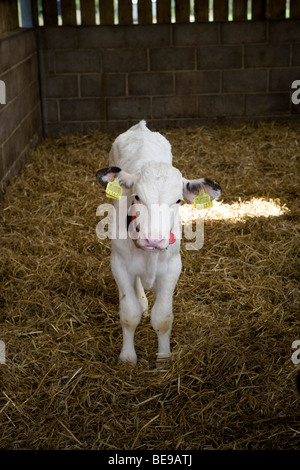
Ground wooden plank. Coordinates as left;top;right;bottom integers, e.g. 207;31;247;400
0;0;19;34
99;0;114;24
138;0;153;23
251;0;266;20
31;0;39;26
157;0;171;23
175;0;190;23
290;0;300;19
61;0;77;25
118;0;132;24
42;0;58;26
266;0;286;19
81;0;95;24
213;0;228;21
195;0;209;22
233;0;247;20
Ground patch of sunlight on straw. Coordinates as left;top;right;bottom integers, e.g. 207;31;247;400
179;198;290;224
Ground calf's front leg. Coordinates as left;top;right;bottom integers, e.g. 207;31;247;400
151;254;181;363
111;253;142;365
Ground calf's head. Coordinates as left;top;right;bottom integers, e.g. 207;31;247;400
96;161;221;251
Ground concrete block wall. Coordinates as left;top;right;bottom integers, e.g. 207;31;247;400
36;20;300;134
0;29;42;186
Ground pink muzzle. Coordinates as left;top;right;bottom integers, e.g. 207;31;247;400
128;203;176;250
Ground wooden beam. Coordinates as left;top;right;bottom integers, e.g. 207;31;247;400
99;0;114;24
157;0;171;23
138;0;152;24
118;0;132;24
233;0;247;20
31;0;39;26
213;0;228;21
81;0;95;24
266;0;286;19
61;0;77;25
175;0;190;23
290;0;300;19
195;0;209;22
0;0;19;34
42;0;58;26
252;0;266;20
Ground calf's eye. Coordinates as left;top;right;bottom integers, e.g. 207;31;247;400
135;195;140;201
176;199;181;204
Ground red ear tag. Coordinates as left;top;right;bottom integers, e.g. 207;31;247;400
169;232;176;244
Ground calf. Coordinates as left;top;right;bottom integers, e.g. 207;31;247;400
96;121;221;365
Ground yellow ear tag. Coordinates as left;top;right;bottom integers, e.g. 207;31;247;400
194;189;213;211
106;178;123;200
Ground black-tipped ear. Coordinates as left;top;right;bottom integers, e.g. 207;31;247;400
183;177;222;202
96;167;122;189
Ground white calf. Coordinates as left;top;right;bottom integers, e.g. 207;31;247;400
96;121;221;365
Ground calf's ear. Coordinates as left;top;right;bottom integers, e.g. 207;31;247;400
96;167;134;193
182;177;222;202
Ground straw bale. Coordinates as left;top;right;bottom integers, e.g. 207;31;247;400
0;122;299;450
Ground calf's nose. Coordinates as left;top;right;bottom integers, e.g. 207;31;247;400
143;236;166;249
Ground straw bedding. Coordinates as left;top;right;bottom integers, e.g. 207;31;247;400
0;122;299;450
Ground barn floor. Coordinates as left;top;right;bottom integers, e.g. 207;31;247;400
0;122;299;450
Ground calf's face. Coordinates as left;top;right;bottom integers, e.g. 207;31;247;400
130;162;183;250
96;161;221;251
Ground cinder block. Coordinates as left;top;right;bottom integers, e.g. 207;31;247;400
198;94;244;116
80;74;102;97
0;29;36;74
2;55;38;102
245;93;290;115
42;99;58;122
0;82;39;143
107;97;151;120
176;71;220;94
78;26;124;48
102;49;147;72
2;113;33;174
245;45;290;68
128;72;173;96
197;45;242;69
38;27;78;49
56;50;102;73
0;148;4;182
38;50;55;76
42;75;78;98
292;102;300;114
152;96;198;118
150;47;195;71
269;20;300;43
124;25;171;47
30;104;42;138
81;73;127;99
222;70;267;92
173;23;218;46
60;98;103;121
293;45;300;66
270;68;300;91
221;21;266;44
78;25;170;49
1;134;17;178
106;74;126;96
45;122;83;137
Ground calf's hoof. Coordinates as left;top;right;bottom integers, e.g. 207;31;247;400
155;352;171;369
119;350;137;366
